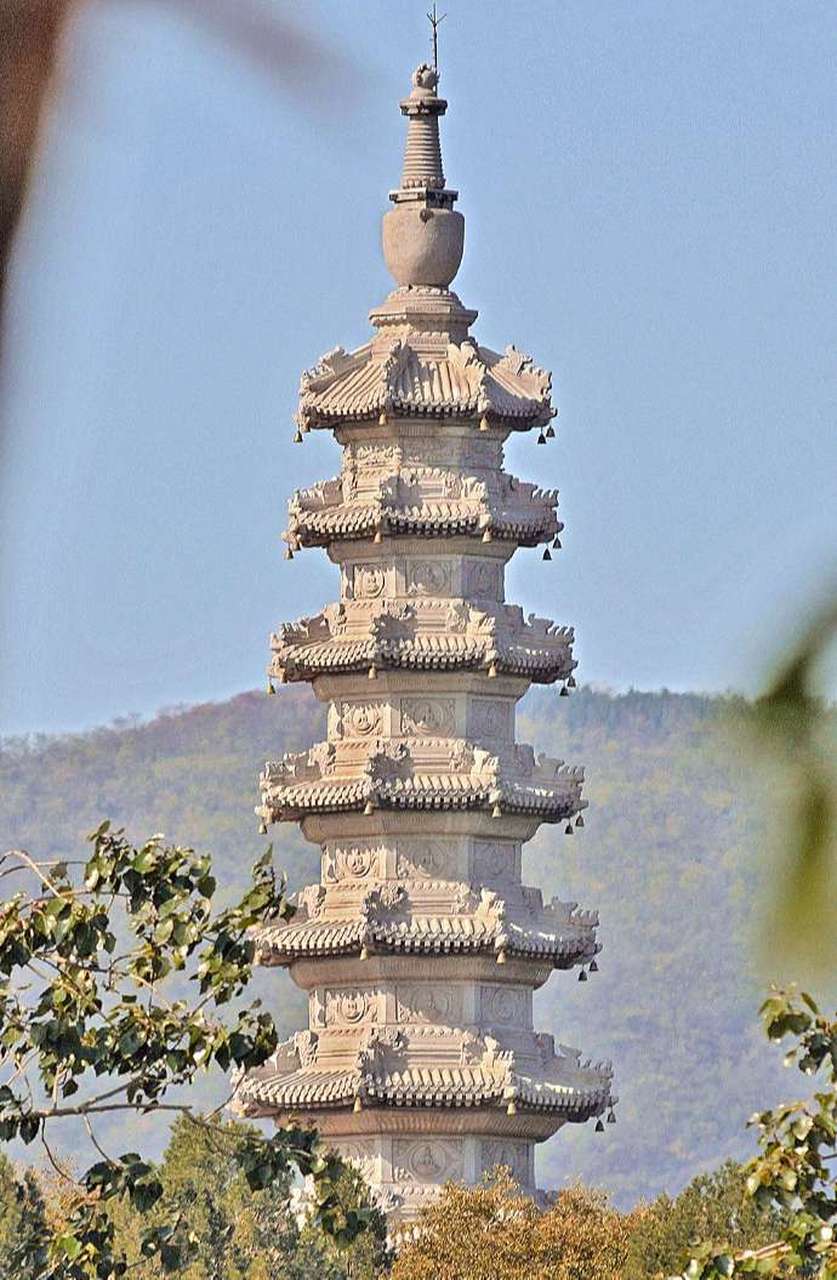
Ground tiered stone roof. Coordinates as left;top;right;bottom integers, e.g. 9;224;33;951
270;602;576;685
285;468;561;551
296;339;555;433
239;1027;613;1123
258;740;585;825
256;882;599;967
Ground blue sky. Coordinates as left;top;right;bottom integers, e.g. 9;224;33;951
1;0;834;737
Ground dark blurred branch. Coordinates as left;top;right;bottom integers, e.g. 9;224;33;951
0;0;68;304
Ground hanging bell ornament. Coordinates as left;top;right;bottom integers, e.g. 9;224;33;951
543;548;552;561
482;528;493;543
578;968;588;982
491;802;502;819
284;547;294;560
595;1119;605;1133
537;431;546;445
506;1100;517;1116
607;1109;616;1125
368;664;377;680
565;821;574;835
258;821;268;836
293;429;303;444
588;957;598;972
479;414;490;431
546;424;556;439
567;673;577;688
575;813;585;828
267;680;276;696
378;410;388;426
560;684;569;696
553;537;562;550
487;662;498;678
353;1096;363;1112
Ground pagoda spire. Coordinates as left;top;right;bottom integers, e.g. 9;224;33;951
399;63;446;189
383;65;464;289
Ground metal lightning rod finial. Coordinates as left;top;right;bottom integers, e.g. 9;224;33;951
427;2;447;73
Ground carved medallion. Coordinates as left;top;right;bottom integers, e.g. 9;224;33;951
322;844;379;882
342;701;383;737
469;698;511;739
472;840;515;880
397;984;462;1024
325;988;378;1026
393;1139;464;1183
480;1140;530;1183
480;985;526;1025
397;840;451;878
406;559;452;596
465;559;502;599
353;564;386;598
401;697;455;735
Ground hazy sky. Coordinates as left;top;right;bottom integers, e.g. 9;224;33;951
1;0;834;737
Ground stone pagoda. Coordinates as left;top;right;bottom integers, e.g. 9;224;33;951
238;62;615;1221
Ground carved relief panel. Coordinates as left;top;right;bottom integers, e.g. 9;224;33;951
396;839;456;880
322;843;383;883
405;558;454;597
396;984;464;1025
480;1140;531;1186
467;697;513;741
336;700;385;738
479;984;530;1028
471;840;519;883
392;1138;464;1184
400;697;456;736
463;558;504;601
312;987;381;1028
335;1140;377;1181
344;562;390;600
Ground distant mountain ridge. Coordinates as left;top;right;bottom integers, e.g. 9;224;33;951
0;685;816;1205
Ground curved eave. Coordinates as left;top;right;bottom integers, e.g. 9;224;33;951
299;403;552;433
286;509;560;550
255;921;598;968
269;643;575;685
238;1072;610;1121
259;782;584;824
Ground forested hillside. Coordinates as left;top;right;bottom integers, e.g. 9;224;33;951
0;686;822;1206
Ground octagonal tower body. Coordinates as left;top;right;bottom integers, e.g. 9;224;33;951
239;63;615;1222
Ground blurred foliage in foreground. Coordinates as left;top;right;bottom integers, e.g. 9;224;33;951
750;597;837;975
2;685;835;1206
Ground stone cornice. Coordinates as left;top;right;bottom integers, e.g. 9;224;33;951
236;1026;613;1121
270;600;575;685
257;739;585;826
255;881;598;968
283;467;561;552
296;339;554;432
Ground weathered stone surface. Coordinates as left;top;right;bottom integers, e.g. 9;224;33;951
241;63;614;1223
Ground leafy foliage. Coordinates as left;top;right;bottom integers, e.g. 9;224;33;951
623;1161;782;1279
389;1171;634;1280
0;826;373;1278
104;1114;390;1279
678;987;836;1278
